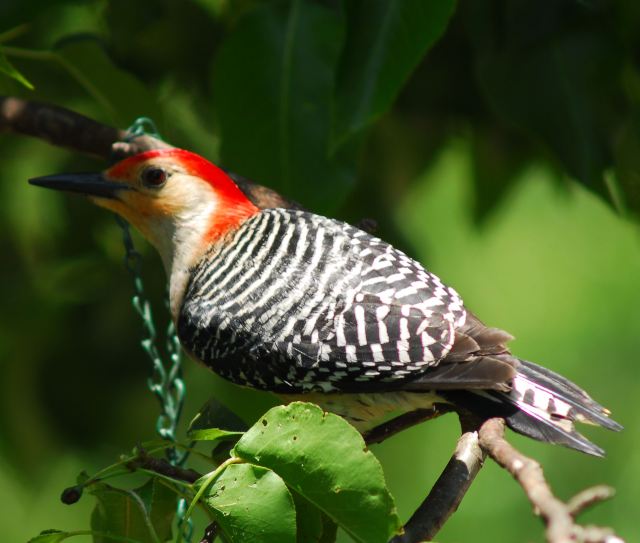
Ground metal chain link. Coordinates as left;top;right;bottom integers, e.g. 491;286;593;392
117;117;193;542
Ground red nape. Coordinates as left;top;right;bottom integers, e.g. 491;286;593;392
108;148;260;242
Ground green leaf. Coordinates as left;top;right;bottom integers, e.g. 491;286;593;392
467;2;616;198
614;114;640;218
213;0;354;213
234;402;401;543
188;398;246;447
318;513;339;543
0;46;33;89
203;463;297;543
90;478;176;543
27;530;71;543
291;490;338;543
333;0;456;145
190;397;247;430
53;37;160;126
27;530;139;543
188;427;244;443
291;490;323;543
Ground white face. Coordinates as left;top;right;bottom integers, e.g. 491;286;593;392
95;157;221;269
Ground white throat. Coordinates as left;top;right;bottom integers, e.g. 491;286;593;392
151;201;218;321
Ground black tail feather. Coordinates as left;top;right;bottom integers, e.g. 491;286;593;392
443;358;621;457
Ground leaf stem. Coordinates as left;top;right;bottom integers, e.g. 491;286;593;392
184;457;243;521
0;24;30;44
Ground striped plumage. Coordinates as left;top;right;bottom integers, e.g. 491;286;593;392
29;149;621;457
177;208;620;456
178;208;466;392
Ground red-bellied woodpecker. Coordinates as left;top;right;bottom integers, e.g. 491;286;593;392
29;149;621;456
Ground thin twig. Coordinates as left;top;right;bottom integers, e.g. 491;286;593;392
479;418;623;543
364;405;452;445
567;485;615;518
128;449;202;484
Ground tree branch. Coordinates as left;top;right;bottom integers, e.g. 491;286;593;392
388;413;485;543
479;418;623;543
364;405;452;446
127;449;202;484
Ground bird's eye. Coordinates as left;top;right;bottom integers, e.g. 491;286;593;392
141;167;167;188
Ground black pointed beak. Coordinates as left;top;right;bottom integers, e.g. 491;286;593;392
28;173;132;199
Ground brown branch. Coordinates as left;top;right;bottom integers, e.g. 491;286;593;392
127;449;202;484
200;523;219;543
364;405;452;445
1;96;127;158
479;418;622;543
388;413;485;543
365;407;485;543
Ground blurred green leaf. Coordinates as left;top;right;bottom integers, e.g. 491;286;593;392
203;463;296;543
90;478;175;543
234;402;401;543
28;529;139;543
0;46;34;89
613;115;640;217
54;37;160;126
332;0;455;146
213;0;352;212
468;1;618;200
27;530;72;543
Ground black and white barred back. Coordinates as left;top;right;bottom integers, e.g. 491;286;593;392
177;208;621;456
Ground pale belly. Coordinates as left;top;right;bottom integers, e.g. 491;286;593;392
279;391;446;432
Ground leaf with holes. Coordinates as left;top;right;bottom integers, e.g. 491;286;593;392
233;402;401;543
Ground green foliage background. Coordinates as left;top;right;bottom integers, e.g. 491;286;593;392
0;0;638;541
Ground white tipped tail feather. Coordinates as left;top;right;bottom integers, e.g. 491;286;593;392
450;359;622;457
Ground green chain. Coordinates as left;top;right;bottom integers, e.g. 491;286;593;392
117;118;193;542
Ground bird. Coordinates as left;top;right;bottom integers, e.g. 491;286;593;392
29;148;621;456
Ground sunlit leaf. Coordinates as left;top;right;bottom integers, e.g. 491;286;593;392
234;402;401;543
0;46;34;89
203;463;296;543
